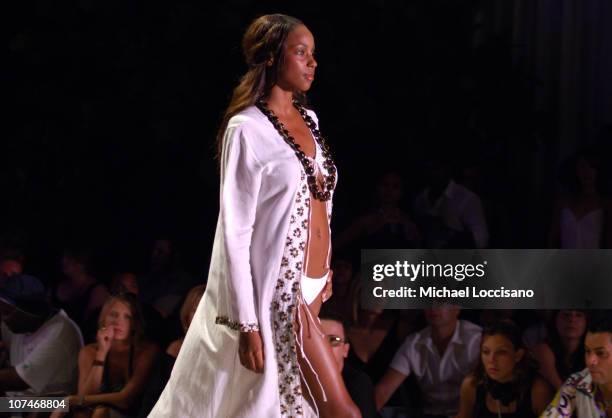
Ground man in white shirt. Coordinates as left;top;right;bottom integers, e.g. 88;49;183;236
374;306;482;418
414;159;489;249
0;274;83;397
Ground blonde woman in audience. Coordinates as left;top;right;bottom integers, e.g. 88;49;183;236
51;293;159;418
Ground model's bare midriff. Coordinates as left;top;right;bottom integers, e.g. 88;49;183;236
304;181;330;278
283;116;330;278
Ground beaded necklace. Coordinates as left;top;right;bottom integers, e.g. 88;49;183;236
256;99;336;201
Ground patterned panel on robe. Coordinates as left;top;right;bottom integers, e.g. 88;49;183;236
272;155;335;417
272;168;309;417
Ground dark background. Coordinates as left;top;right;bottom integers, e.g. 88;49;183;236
4;0;612;282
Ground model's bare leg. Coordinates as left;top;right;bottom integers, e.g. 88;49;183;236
293;291;361;418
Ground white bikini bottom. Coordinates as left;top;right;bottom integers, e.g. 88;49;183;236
301;270;329;305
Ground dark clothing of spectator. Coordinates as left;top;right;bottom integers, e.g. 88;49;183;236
473;381;536;418
346;319;401;385
136;353;176;418
343;363;380;418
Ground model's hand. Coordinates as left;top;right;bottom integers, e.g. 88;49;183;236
322;270;333;302
239;331;264;373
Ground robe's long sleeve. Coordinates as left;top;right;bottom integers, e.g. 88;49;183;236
218;121;263;331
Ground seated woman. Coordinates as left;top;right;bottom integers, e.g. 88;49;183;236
52;293;159;418
108;271;169;348
166;284;206;357
456;321;553;418
532;309;587;389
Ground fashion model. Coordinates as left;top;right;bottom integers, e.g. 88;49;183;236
148;14;360;418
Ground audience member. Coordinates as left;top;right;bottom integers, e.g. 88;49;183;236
336;170;420;251
320;312;380;418
0;251;24;278
52;293;159;418
532;310;587;389
110;273;139;296
0;274;83;397
456;321;553;418
549;148;612;248
375;306;482;417
323;256;357;322
49;248;109;327
522;309;552;349
346;281;403;386
166;284;205;357
542;316;612;417
138;238;195;318
109;271;168;348
414;158;489;248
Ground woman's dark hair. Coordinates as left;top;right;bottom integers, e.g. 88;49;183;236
544;310;586;381
215;14;307;161
474;321;537;390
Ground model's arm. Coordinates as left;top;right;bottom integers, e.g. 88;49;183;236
532;342;563;389
373;368;407;410
219;122;264;331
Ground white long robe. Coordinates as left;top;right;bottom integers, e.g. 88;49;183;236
148;105;336;418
